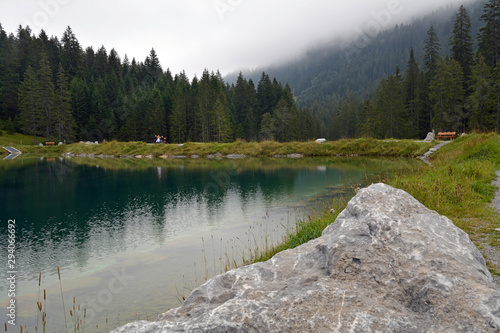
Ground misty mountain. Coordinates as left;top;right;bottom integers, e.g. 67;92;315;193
226;0;487;111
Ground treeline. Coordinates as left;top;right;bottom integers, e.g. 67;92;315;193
331;1;500;139
0;26;321;144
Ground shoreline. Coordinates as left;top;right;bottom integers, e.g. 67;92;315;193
1;138;435;160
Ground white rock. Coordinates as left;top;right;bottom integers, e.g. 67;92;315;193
112;184;500;333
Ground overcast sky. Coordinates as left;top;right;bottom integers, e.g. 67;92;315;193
0;0;474;78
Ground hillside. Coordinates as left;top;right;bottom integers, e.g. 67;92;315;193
226;0;487;110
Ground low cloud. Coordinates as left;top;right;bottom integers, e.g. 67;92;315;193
0;0;475;78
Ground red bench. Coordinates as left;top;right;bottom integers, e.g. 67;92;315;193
437;132;456;141
45;142;55;146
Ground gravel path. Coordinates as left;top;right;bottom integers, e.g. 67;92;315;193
418;141;451;165
493;171;500;215
487;170;500;286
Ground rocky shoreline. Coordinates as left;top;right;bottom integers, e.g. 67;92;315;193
112;184;500;333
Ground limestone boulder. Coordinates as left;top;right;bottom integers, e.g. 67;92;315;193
113;183;500;333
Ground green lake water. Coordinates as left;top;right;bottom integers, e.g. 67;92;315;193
0;156;421;332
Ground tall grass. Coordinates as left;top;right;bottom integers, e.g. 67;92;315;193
387;133;500;276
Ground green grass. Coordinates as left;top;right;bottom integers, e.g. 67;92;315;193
243;201;347;265
0;131;48;147
387;133;500;276
240;133;500;277
2;136;434;158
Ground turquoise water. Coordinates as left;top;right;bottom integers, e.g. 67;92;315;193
0;156;419;332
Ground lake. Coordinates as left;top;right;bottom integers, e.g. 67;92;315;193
0;156;421;332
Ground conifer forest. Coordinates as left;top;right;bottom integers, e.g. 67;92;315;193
0;0;499;143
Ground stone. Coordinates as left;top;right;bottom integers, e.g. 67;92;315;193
424;131;435;142
58;142;63;145
315;138;326;144
226;154;247;159
112;184;500;333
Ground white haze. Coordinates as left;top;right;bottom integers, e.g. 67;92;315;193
0;0;476;78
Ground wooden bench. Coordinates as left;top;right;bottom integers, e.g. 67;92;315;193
437;132;457;141
45;142;55;146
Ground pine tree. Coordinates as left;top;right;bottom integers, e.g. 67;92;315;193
53;64;76;142
18;66;41;144
256;72;274;130
403;48;420;138
450;5;474;92
170;85;187;143
357;99;377;138
212;93;233;143
69;77;90;139
373;75;405;138
429;58;465;132
478;0;500;68
145;48;162;82
61;26;83;78
468;56;494;131
38;53;55;139
423;25;442;81
260;112;275;141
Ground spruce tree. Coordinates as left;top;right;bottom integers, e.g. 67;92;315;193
53;63;76;142
259;112;275;141
423;25;442;81
468;56;494;131
403;48;420;138
145;48;162;82
212;94;233;143
18;66;41;144
450;5;474;92
61;26;83;78
38;53;55;139
429;58;465;132
170;85;187;143
478;0;500;68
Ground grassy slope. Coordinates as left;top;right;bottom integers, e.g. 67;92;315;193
246;133;500;277
1;135;433;158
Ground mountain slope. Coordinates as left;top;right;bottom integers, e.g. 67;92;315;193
226;0;487;110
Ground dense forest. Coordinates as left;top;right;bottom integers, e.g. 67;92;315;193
231;0;500;139
0;26;321;144
336;1;500;139
1;0;499;143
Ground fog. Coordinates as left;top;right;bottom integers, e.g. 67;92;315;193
0;0;476;78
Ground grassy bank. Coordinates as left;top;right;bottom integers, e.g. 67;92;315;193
1;134;433;158
244;133;500;277
388;133;500;276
